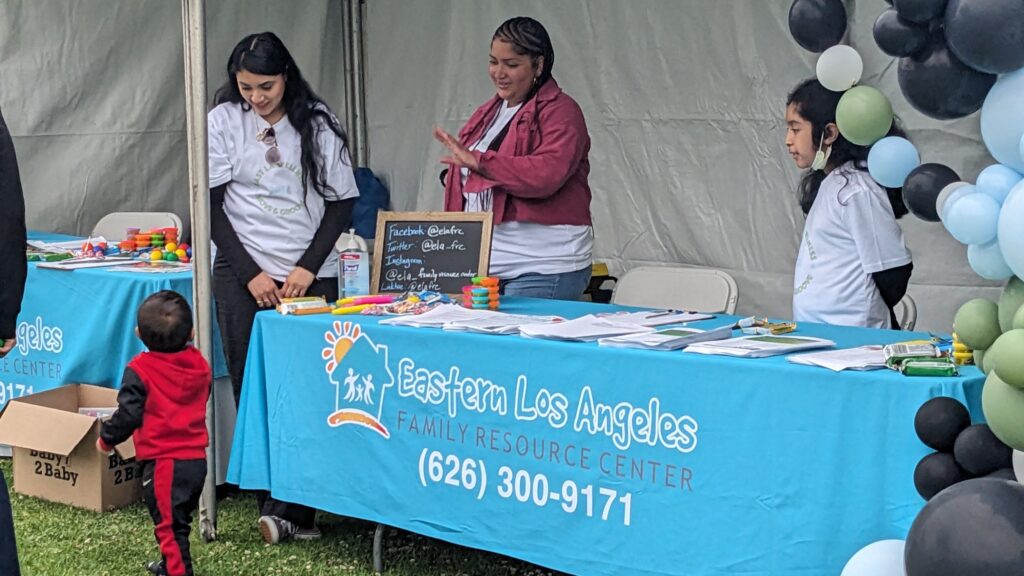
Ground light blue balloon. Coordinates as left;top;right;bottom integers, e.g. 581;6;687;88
945;192;1000;245
868;137;920;187
981;68;1024;172
968;241;1015;281
998;180;1024;279
941;183;976;223
976;164;1023;205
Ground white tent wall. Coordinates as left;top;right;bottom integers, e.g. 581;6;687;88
364;0;1001;332
0;0;348;240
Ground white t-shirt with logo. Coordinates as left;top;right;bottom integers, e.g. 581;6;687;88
208;102;359;281
792;162;912;329
460;100;593;278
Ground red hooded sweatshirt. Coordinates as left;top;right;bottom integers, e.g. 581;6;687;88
99;346;211;460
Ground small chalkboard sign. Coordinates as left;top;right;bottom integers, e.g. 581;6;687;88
372;211;493;294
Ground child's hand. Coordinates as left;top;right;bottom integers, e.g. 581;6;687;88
95;438;112;454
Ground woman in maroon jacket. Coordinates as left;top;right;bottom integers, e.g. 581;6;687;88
435;17;593;301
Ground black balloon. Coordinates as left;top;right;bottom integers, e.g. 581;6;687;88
894;0;949;24
945;0;1024;74
915;396;970;451
903;163;960;222
953;424;1012;476
914;452;967;500
986;468;1017;480
897;31;997;120
788;0;847;53
874;9;930;57
905;479;1024;576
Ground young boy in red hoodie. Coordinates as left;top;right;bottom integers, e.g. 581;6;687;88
96;290;211;576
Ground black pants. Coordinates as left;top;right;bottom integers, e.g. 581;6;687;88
142;459;205;576
0;468;20;576
213;256;331;529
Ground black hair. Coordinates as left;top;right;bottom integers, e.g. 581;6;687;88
493;17;555;102
212;32;349;201
786;78;909;218
137;291;193;353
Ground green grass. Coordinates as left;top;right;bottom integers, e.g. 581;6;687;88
3;460;563;575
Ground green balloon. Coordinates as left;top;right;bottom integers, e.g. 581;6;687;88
982;372;1024;451
988;329;1024;388
999;276;1024;333
835;86;894;147
954;298;1002;350
1013;303;1024;330
975;348;988;374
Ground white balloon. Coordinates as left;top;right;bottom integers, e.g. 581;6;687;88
817;45;864;92
936;182;971;222
1014;450;1024;484
841;539;907;576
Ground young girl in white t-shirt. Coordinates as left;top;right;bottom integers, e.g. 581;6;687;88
784;79;913;329
206;32;359;550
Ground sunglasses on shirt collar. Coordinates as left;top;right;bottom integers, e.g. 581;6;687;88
256;126;281;165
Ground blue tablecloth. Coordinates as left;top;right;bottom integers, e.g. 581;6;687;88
0;232;226;406
227;297;984;576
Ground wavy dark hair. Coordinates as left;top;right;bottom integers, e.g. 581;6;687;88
212;32;349;201
787;78;909;218
493;17;554;102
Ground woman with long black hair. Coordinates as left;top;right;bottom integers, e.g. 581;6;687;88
208;31;358;544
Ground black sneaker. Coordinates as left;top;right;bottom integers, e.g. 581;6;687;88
258;515;322;544
258;515;296;544
145;560;167;575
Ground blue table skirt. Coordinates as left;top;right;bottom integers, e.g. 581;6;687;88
228;297;983;576
0;232;226;405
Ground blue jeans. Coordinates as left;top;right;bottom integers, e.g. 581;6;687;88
500;266;592;301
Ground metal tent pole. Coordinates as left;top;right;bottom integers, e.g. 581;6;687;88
350;0;368;167
180;0;217;542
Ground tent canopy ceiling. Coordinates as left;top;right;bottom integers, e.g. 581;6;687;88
0;0;1000;331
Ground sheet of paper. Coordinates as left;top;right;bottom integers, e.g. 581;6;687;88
598;310;715;327
28;237;109;252
598;325;733;351
518;315;653;342
379;304;504;328
684;335;835;358
36;256;135;270
443;314;563;335
787;345;887;371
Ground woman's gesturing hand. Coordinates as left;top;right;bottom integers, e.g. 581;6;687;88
434;126;480;173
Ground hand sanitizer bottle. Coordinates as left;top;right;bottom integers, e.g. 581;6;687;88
338;229;370;298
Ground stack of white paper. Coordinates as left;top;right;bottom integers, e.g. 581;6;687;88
443;314;563;335
518;315;653;342
598;325;733;351
379;304;502;328
28;237;109;253
787;345;887;371
598;310;715;327
684;334;835;358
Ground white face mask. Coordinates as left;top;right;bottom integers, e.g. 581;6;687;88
811;131;832;172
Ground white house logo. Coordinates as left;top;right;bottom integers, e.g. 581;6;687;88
321;321;394;438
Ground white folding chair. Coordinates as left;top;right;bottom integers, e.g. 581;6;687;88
91;211;183;241
611;265;739;314
895;293;918;331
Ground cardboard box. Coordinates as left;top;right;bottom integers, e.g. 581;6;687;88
0;384;142;512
